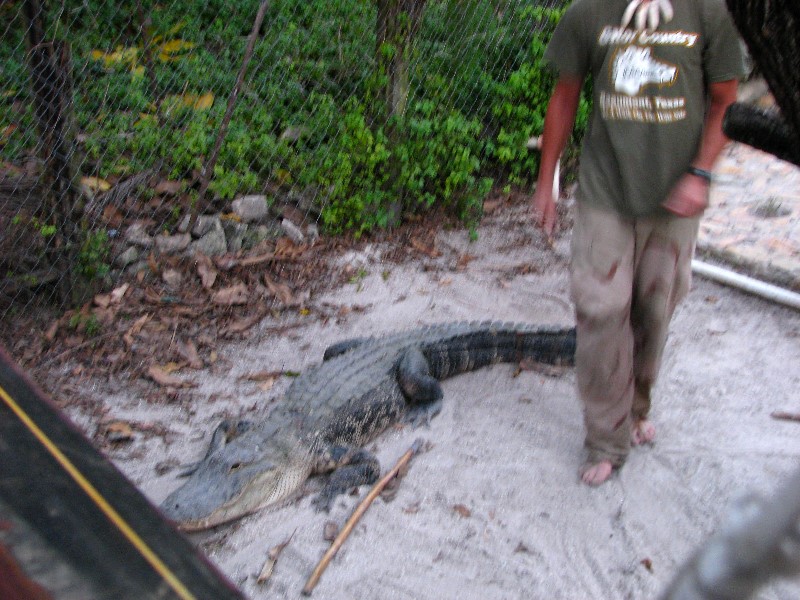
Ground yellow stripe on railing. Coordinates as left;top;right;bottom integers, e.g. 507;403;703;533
0;383;197;600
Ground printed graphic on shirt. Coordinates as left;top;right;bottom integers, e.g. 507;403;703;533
611;46;677;95
595;25;700;124
598;26;699;48
600;92;686;122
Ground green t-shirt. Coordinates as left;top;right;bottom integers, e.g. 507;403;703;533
544;0;747;216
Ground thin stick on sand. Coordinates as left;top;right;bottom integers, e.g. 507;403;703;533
302;439;424;596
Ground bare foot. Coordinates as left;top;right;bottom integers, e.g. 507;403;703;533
630;418;656;446
580;460;614;486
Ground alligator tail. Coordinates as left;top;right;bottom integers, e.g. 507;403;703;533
423;324;576;379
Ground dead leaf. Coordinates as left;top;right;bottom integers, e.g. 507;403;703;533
153;179;185;195
257;380;276;392
263;275;295;306
236;253;276;267
175;340;203;369
94;283;129;309
147;365;196;388
275;237;307;258
323;521;339;542
147;252;160;275
102;420;134;443
81;176;112;193
195;253;218;289
452;504;471;518
456;254;477;270
244;370;283;382
410;237;440;258
402;501;421;515
223;312;263;335
483;197;504;214
110;283;130;303
257;531;295;584
162;268;183;287
212;283;249;305
124;314;151;348
100;205;124;228
157;39;195;62
640;558;654;573
1;123;18;146
44;320;59;343
161;361;183;374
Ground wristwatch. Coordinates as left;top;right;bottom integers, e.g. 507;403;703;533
686;166;713;183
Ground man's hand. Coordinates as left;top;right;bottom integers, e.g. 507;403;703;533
662;173;709;217
532;185;558;239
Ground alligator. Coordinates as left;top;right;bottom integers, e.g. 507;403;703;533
160;321;575;531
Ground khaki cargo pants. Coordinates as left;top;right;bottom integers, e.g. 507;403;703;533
570;202;700;467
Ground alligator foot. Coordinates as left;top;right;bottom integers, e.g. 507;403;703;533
404;399;443;428
312;449;381;512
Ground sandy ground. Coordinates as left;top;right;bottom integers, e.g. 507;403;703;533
70;194;800;600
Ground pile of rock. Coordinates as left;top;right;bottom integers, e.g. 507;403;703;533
113;195;319;271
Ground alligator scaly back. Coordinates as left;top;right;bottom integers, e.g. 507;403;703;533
160;321;575;530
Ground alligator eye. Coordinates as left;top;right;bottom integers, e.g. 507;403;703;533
229;462;243;472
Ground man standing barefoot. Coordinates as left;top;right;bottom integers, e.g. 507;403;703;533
531;0;746;485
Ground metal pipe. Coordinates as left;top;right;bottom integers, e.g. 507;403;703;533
691;259;800;310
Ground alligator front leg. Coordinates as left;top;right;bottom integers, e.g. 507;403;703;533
399;347;444;426
310;445;381;512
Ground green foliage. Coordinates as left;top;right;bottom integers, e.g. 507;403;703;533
69;311;102;337
5;0;589;239
487;5;590;184
77;229;111;280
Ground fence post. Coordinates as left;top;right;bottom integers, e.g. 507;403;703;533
25;7;85;305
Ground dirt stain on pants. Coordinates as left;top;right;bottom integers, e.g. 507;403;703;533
569;202;700;467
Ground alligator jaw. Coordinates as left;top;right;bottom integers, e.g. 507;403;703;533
159;428;313;531
162;460;312;531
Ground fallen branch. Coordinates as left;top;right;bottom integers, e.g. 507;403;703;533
256;529;295;584
301;438;425;596
771;410;800;423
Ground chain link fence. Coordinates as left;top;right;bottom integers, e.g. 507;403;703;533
1;0;575;319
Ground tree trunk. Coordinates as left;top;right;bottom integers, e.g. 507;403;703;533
28;39;84;305
375;0;427;121
724;0;800;153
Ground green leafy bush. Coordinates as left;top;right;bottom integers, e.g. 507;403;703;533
487;5;590;184
4;0;587;239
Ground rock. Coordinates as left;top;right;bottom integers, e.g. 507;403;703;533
125;222;153;248
178;214;218;237
155;232;191;254
114;246;139;268
231;195;269;223
281;205;306;225
305;223;319;243
280;126;308;142
162;268;183;288
281;218;305;244
125;260;150;275
242;224;279;250
190;219;227;257
222;220;248;253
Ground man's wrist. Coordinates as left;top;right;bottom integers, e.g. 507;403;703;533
686;166;713;183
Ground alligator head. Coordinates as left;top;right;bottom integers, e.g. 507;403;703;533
159;430;311;531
